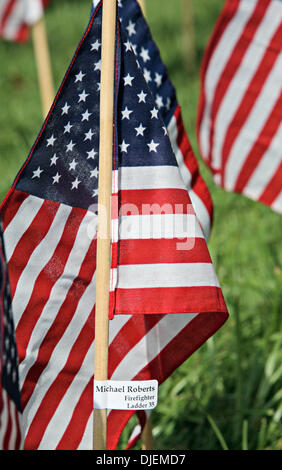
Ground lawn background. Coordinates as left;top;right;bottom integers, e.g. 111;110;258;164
0;0;281;450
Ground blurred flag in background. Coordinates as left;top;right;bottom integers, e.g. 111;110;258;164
0;0;49;42
197;0;282;213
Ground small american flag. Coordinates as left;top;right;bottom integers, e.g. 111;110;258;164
0;0;48;42
0;224;22;450
197;0;282;213
1;1;228;449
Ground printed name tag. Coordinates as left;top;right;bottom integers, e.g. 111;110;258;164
94;380;158;410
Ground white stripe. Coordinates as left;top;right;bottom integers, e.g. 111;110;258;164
212;2;282;170
18;210;96;388
118;213;202;240
271;191;282;214
8;399;18;450
111;313;198;380
243;123;282;200
4;195;44;262
225;57;282;190
117;263;220;289
0;0;10;19
2;1;25;40
0;390;9;449
167;115;211;241
199;0;258;159
119;165;186;190
12;203;72;328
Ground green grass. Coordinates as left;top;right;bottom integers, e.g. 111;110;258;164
0;0;281;450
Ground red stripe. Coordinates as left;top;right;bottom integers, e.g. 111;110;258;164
120;188;194;215
259;161;282;207
15;207;87;364
24;309;95;450
55;379;93;450
118;238;212;265
8;200;60;297
115;286;227;316
233;94;282;192
196;0;241;155
1;190;29;231
221;24;282;186
174;107;213;223
0;0;16;32
21;238;97;408
207;0;271;165
108;315;162;378
3;397;12;449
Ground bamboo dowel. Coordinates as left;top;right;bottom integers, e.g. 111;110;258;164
93;0;117;451
181;0;196;74
138;0;146;16
141;415;154;450
31;16;54;118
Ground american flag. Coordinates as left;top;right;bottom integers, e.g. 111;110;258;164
0;1;228;449
0;224;22;450
0;0;48;42
197;0;282;214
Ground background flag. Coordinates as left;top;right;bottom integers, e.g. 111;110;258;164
0;1;228;449
0;0;49;42
197;0;282;214
0;224;22;450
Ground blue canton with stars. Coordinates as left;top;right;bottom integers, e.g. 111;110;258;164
14;1;180;211
0;226;21;411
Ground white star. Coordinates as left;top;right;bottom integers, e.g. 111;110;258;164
137;90;147;103
147;140;159;153
123;73;134;86
119;140;130;153
166;97;171;111
162;126;168;136
118;0;123;7
81;109;92;122
150;107;158;119
92;189;98;197
154;72;162;88
66;140;75;152
50;153;58;166
32;167;43;178
135;123;146;136
84;128;94;141
91;39;101;51
46;134;56;147
130;43;137;55
52;172;61;184
155;94;164;109
61;102;70;115
87;149;97;160
75;71;85;82
64;121;73;133
126;20;136;36
94;60;101;71
97;82;101;91
140;47;150;63
124;40;132;52
143;68;152;83
71;178;81;190
121;107;133;120
69;159;78;171
78;90;89;102
90;168;98;178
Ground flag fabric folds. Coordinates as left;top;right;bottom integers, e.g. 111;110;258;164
0;0;48;42
197;0;282;214
0;224;22;450
0;1;228;449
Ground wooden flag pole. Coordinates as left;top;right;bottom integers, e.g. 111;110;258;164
138;0;146;15
31;15;54;118
93;0;117;451
181;0;196;74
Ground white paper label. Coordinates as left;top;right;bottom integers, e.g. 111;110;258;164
94;380;158;410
